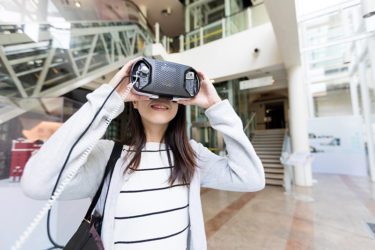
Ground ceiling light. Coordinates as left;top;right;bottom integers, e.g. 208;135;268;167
74;1;81;8
161;7;172;16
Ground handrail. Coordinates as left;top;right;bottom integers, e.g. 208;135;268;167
280;129;293;191
184;1;264;35
178;4;269;51
122;0;156;35
243;112;256;138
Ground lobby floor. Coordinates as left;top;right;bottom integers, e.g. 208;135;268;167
201;174;375;250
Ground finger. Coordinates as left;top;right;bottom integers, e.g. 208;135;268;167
135;95;150;101
130;88;139;95
118;56;143;76
126;94;149;102
197;70;208;81
196;71;205;81
125;56;143;75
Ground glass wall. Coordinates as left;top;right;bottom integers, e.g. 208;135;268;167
183;2;269;50
189;79;262;151
299;5;358;117
0;97;83;180
298;0;375;179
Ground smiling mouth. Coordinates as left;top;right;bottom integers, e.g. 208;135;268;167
150;103;169;111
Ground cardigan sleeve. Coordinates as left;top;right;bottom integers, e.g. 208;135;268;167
190;100;265;192
21;84;124;200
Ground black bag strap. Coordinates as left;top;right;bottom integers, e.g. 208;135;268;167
84;141;123;221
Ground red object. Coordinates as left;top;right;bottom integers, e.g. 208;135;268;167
9;138;43;180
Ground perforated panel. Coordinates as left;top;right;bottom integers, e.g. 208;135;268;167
132;58;200;99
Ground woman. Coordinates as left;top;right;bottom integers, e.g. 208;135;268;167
21;57;265;250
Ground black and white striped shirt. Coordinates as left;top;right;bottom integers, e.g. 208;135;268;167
113;142;190;250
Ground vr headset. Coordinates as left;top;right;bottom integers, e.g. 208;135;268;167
130;57;200;101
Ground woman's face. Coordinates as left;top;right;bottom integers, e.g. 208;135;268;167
133;99;179;125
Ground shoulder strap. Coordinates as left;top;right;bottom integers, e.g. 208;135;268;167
84;141;123;220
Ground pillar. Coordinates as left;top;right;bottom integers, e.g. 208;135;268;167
288;65;313;187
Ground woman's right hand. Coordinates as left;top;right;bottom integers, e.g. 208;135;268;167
108;57;150;102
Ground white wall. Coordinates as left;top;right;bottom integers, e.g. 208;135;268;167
146;23;283;82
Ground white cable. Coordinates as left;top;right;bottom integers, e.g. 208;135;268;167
11;77;138;250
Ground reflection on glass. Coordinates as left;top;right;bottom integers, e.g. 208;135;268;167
0;96;83;181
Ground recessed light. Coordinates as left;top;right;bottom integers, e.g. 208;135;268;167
74;1;81;8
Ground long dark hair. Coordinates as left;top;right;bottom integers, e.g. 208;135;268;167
121;102;196;186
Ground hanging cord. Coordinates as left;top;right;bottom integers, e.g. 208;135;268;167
11;74;139;250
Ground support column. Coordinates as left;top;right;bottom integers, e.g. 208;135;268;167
185;0;190;33
358;62;375;182
138;5;148;31
288;65;313;187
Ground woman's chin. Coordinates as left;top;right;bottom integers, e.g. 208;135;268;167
143;116;173;126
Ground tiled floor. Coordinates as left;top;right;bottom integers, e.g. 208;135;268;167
201;174;375;250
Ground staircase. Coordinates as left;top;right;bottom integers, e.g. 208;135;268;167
252;129;285;186
0;21;154;125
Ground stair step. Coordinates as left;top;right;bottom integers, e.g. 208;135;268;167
254;129;285;135
262;159;281;164
253;146;282;150
266;173;283;179
258;154;280;159
256;153;282;157
253;138;284;141
252;142;283;146
254;147;282;151
255;135;284;138
254;138;284;141
253;139;284;142
258;151;281;154
255;149;282;153
253;141;284;145
263;163;283;168
253;135;284;139
253;134;284;137
266;179;284;186
265;168;284;173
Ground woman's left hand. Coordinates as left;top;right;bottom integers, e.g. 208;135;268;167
177;71;221;109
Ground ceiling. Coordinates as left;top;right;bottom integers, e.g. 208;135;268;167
132;0;185;37
50;0;185;37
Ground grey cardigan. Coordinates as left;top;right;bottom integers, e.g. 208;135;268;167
21;83;265;250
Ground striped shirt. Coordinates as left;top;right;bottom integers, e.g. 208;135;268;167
113;142;190;250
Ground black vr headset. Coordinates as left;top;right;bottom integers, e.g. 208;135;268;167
130;57;200;101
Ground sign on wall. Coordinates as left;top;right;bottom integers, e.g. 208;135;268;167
239;76;274;90
308;116;368;176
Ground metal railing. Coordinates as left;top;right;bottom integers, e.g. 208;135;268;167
0;21;153;98
244;112;257;139
280;129;293;191
177;4;269;52
151;4;269;53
